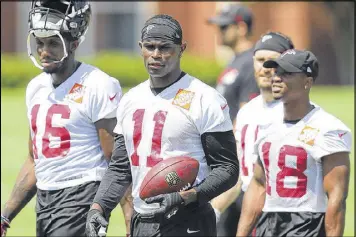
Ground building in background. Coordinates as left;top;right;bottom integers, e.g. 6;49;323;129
1;1;157;55
1;1;354;85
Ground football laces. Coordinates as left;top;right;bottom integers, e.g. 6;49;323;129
179;183;192;192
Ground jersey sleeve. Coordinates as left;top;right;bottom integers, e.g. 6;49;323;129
25;76;43;112
87;77;122;123
25;81;35;112
194;89;233;134
311;129;352;161
113;94;127;135
233;106;246;141
252;124;270;163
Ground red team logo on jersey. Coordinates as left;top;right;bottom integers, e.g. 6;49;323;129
172;89;195;110
66;83;85;103
298;126;320;146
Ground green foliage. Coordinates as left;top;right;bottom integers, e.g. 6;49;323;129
1;52;223;88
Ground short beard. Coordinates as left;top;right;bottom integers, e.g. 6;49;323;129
43;65;60;74
42;60;65;74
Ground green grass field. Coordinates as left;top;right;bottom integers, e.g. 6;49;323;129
1;86;354;236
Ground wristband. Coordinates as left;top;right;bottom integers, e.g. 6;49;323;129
1;215;10;228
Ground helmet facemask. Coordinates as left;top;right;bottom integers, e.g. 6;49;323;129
27;0;91;70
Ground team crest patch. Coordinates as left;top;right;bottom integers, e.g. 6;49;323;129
172;89;195;110
298;126;319;146
165;171;182;187
66;83;85;103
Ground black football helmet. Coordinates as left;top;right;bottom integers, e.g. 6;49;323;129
27;0;91;69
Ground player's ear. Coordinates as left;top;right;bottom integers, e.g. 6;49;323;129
237;22;248;37
138;41;144;56
69;40;79;54
304;77;313;90
179;42;187;58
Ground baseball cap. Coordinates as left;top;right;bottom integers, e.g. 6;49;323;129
207;4;253;30
263;49;319;79
254;32;294;54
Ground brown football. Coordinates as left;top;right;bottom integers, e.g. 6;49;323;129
139;156;199;199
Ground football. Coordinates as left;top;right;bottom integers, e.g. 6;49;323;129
139;156;199;199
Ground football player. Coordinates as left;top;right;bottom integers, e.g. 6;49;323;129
86;14;239;237
1;1;132;236
237;49;351;236
208;4;259;123
211;31;295;235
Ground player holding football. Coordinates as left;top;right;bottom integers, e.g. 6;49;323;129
86;14;239;237
211;31;295;235
0;1;132;236
237;49;351;236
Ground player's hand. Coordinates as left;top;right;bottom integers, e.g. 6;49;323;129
1;215;10;237
143;192;185;221
86;209;108;237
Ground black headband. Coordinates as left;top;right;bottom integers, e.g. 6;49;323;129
141;17;182;44
254;33;294;54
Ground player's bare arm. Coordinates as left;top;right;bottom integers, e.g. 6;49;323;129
236;158;265;237
120;184;133;235
211;177;242;214
323;152;350;237
2;132;37;230
95;118;117;160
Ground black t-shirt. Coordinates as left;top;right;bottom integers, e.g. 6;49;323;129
216;47;260;121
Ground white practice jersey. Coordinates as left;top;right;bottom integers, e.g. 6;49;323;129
254;106;352;212
114;74;232;214
26;63;122;190
234;95;283;192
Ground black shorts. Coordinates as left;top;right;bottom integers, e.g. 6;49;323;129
216;191;244;237
131;202;216;237
255;212;325;237
36;181;100;237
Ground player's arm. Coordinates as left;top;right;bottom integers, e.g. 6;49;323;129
120;184;133;236
211;124;242;214
211;176;242;218
94;119;133;235
323;152;350;237
236;158;265;237
2;132;37;223
180;130;239;205
91;76;123;161
95;118;117;161
87;133;132;232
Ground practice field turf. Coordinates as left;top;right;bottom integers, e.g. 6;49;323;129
1;86;354;236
